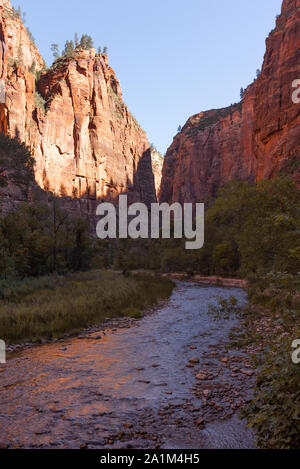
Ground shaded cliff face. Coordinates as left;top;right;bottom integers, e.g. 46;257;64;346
160;0;300;204
0;0;157;211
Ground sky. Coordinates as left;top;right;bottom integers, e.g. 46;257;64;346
11;0;283;154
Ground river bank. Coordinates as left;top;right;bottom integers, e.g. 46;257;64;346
0;271;174;348
161;273;247;289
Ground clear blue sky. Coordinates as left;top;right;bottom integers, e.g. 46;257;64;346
11;0;283;154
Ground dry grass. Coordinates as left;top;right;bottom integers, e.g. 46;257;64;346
0;271;174;344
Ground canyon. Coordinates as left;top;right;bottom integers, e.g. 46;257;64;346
160;0;300;204
0;0;299;215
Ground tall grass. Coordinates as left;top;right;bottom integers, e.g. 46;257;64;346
0;271;174;344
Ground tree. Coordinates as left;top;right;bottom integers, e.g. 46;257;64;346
13;6;22;17
62;40;75;57
74;32;79;47
51;43;60;60
97;47;102;54
17;44;23;66
0;133;35;194
29;60;37;74
240;87;244;100
80;34;94;49
256;68;261;78
86;35;94;49
0;200;92;278
103;46;108;55
177;125;182;133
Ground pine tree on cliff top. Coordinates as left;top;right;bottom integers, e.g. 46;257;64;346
50;43;59;60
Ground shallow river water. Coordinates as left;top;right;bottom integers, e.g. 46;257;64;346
0;282;255;449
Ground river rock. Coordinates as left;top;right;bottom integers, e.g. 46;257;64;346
196;373;207;381
241;369;254;376
189;358;200;364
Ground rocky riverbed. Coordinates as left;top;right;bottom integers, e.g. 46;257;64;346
0;282;255;449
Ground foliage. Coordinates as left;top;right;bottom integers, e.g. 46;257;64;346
80;34;94;49
208;296;239;320
0;201;93;278
34;91;46;111
51;43;60;60
101;177;299;279
241;272;300;449
0;133;35;191
50;34;107;65
62;40;75;57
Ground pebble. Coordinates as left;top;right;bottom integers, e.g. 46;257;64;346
189;358;200;364
196;373;207;381
195;418;205;427
241;369;254;376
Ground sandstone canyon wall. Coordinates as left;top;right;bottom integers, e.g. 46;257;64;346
0;0;157;217
160;0;300;204
150;146;164;196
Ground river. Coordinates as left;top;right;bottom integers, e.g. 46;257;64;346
0;282;255;449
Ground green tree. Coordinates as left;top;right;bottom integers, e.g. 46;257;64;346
51;43;60;60
74;32;79;47
0;133;35;195
80;34;94;49
62;40;75;57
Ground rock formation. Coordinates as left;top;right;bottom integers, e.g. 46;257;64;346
0;0;158;216
160;0;300;204
150;146;164;196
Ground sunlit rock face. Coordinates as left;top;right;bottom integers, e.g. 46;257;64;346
150;147;164;197
0;0;158;213
160;0;300;204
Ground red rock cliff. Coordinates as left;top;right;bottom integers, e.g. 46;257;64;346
160;0;300;204
0;0;157;211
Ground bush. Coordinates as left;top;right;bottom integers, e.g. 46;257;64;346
34;91;46;110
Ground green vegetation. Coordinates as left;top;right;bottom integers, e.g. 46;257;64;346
11;5;35;43
111;177;299;277
0;133;35;191
34;91;46;111
0;271;174;344
50;43;60;60
50;34;108;63
240;272;300;449
0;200;93;279
186;103;242;136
